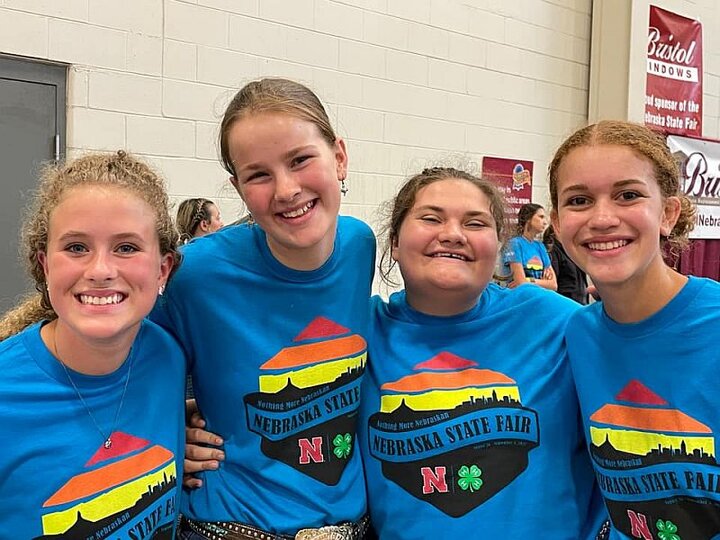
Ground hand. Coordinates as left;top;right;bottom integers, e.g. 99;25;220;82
184;399;225;489
543;267;553;280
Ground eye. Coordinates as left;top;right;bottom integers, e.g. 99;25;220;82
618;191;642;202
245;171;268;182
66;243;87;254
116;244;139;254
466;220;489;229
291;155;312;167
419;215;441;224
564;195;590;207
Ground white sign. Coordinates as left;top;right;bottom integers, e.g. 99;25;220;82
667;134;720;239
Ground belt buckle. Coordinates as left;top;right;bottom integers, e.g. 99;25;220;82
295;524;354;540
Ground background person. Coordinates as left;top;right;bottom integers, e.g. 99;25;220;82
502;203;557;290
0;151;185;538
176;197;224;244
543;226;589;304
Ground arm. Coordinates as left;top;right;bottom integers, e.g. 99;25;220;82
508;262;527;289
536;265;558;291
184;399;225;489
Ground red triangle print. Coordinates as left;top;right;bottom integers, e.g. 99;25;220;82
615;380;668;406
414;351;477;370
85;431;150;467
293;316;350;342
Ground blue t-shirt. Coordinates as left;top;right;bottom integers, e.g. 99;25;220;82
0;320;186;540
502;235;551;281
567;276;720;540
359;285;606;539
151;216;376;534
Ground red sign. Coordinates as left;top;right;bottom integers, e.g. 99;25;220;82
481;156;533;228
645;5;703;137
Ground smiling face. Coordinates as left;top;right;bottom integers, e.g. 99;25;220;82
228;112;347;270
552;144;680;291
392;178;500;316
38;185;172;345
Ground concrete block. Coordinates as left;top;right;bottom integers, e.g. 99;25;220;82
229;14;286;58
163;79;232;122
0;8;48;58
285;27;339;70
339;39;385;78
50;19;126;70
198;46;259;87
88;0;162;35
386;49;428;86
195;121;219;160
165;1;228;48
197;0;257;16
314;0;363;41
67;107;126;151
4;0;87;21
337;105;384;141
429;58;467;93
68;67;89;107
126;115;196;157
163;40;197;80
363;10;408;50
386;0;430;23
127;34;162;76
384;112;465;151
408;21;448;59
89;70;162;115
259;0;313;28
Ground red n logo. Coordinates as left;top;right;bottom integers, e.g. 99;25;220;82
627;510;652;540
298;437;324;464
421;466;448;494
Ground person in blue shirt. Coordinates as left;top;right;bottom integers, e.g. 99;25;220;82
502;203;557;290
359;166;605;538
550;120;720;540
152;78;375;540
0;151;185;539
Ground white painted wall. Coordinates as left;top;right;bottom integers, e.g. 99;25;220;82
0;0;594;233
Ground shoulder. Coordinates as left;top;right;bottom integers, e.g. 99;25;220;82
137;320;185;362
502;284;579;317
0;322;39;366
338;216;376;245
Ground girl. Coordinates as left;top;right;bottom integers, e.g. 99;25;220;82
360;167;604;538
550;120;720;539
152;78;375;539
503;203;557;289
0;151;185;538
176;197;224;244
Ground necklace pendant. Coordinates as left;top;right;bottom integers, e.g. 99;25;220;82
104;438;112;449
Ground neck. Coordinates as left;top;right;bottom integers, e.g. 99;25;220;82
598;261;687;323
405;288;480;317
41;320;135;375
522;230;535;241
266;224;337;271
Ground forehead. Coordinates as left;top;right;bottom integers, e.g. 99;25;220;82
556;144;656;190
413;178;491;209
229;113;324;152
50;185;156;230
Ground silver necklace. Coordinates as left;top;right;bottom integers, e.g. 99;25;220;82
53;327;133;450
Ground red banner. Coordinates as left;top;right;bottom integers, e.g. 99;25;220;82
481;156;533;228
645;5;703;137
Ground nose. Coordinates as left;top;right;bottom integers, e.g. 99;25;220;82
274;170;302;203
85;250;117;282
588;199;620;230
438;220;467;244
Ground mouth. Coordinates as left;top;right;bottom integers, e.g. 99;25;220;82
430;252;469;261
585;239;630;251
279;199;316;219
77;293;125;306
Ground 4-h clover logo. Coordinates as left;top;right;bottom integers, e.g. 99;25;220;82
457;465;483;493
333;433;352;459
656;519;681;540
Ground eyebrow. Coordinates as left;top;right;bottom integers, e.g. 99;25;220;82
235;145;318;171
55;231;148;243
559;178;648;194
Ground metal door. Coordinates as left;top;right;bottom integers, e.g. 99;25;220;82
0;56;66;315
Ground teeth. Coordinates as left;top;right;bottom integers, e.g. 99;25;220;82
432;253;467;261
282;200;314;218
587;240;628;251
79;293;123;305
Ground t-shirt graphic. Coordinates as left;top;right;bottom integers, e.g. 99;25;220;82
524;255;544;279
34;431;177;539
244;316;367;485
589;380;720;539
367;351;540;517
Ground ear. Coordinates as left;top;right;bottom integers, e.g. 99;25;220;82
158;252;174;288
550;209;560;239
334;138;348;181
390;234;400;262
229;176;244;200
660;196;682;237
37;251;49;280
198;220;211;233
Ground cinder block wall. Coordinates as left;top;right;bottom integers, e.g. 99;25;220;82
1;0;718;257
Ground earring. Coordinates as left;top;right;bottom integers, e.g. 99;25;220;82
340;178;348;196
158;284;165;296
